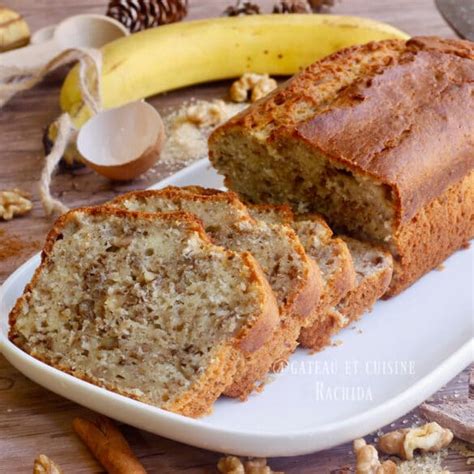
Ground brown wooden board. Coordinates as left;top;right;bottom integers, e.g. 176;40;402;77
1;1;471;472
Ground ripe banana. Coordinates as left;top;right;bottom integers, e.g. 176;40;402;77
0;6;30;53
60;14;409;130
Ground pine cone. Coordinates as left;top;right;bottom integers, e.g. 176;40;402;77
224;1;261;16
308;0;334;12
273;0;310;13
107;0;188;33
273;0;334;14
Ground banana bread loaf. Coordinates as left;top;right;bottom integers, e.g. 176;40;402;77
209;36;474;296
9;207;279;417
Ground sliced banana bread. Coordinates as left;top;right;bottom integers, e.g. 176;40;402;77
250;206;393;350
209;37;474;297
250;206;356;351
294;220;356;351
9;207;279;417
319;237;393;346
338;237;393;323
109;188;322;398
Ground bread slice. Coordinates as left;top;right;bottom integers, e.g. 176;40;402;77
250;205;356;307
9;207;279;417
209;37;474;297
295;228;356;351
338;237;393;323
249;206;356;351
250;206;392;350
109;188;322;398
318;237;393;346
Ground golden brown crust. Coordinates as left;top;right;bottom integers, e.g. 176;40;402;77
408;36;474;60
298;237;356;350
385;171;474;297
296;37;474;224
110;186;250;214
222;256;323;398
339;262;392;323
282;229;322;320
223;314;302;399
298;310;338;353
234;252;280;353
299;248;392;352
248;202;295;226
211;37;474;298
164;345;241;417
321;237;357;308
292;256;323;320
9;207;280;417
211;36;474;225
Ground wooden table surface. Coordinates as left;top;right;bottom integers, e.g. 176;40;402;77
0;1;472;472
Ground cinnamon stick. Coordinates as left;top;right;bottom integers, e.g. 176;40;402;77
72;416;147;474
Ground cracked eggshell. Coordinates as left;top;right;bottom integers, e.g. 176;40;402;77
77;101;165;181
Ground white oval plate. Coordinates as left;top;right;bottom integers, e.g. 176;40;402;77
1;158;472;457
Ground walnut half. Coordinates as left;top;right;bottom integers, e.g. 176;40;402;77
33;454;63;474
217;456;283;474
218;456;245;474
378;422;453;460
353;438;397;474
230;73;277;103
0;189;32;220
183;100;230;128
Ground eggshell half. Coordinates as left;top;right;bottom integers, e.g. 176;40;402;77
77;101;165;181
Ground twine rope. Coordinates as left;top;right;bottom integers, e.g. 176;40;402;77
0;47;102;216
38;114;75;216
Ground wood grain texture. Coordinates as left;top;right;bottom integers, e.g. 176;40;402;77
0;0;472;472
